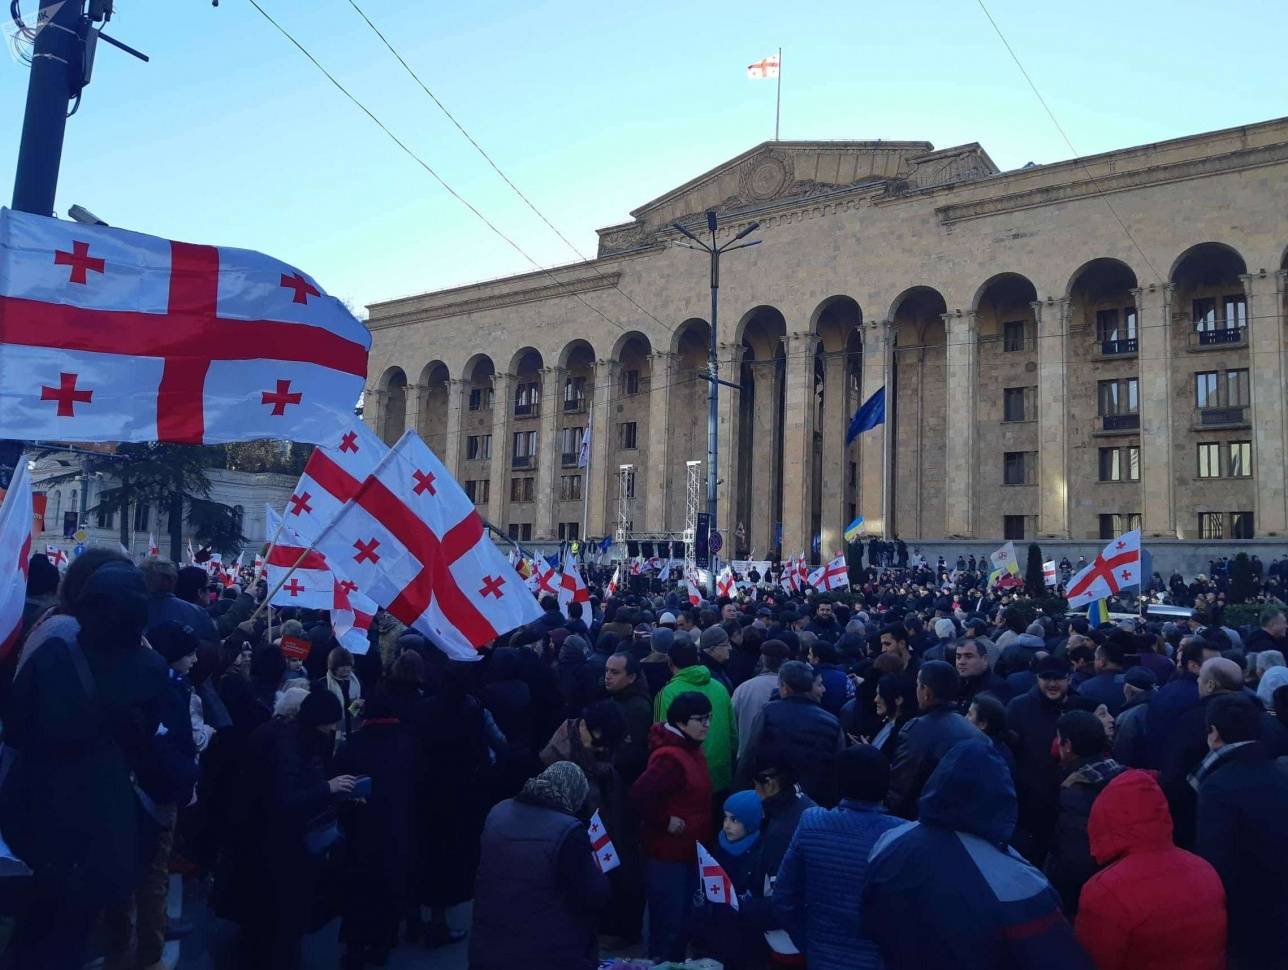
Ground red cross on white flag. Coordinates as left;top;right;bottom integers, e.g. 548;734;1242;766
814;554;851;592
332;579;376;656
605;566;620;599
588;810;620;873
716;567;736;599
0;459;33;664
282;418;389;548
0;209;369;445
312;430;541;661
557;553;589;616
747;53;780;79
1065;530;1141;609
697;842;739;910
264;507;335;610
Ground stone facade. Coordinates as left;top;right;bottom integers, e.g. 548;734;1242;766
364;120;1288;556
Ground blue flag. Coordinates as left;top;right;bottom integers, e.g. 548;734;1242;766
846;386;885;445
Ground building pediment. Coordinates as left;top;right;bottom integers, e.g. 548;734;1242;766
596;140;998;255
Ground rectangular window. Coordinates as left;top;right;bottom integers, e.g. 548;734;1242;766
848;461;857;488
558;522;581;541
1099;513;1142;540
1002;387;1033;422
618;421;638;449
559;474;583;501
1229;441;1251;478
466;480;490;504
1197;442;1221;479
1097;378;1139;416
465;480;477;503
1126;445;1140;481
480;479;490;504
1198;512;1224;539
1193;297;1217;331
1003;515;1026;540
1095;308;1120;343
1123;307;1138;339
1194;371;1218;408
512;430;537;460
520;523;533;541
1222;295;1247;329
560;426;584;462
95;505;113;530
1003;452;1035;485
467;435;480;460
507;523;518;540
1002;320;1027;352
1230;511;1254;539
509;478;534;502
623;468;637;499
133;502;149;531
1098;447;1121;482
468;387;493;411
1226;369;1249;407
1099;514;1116;541
622;369;640;395
563;377;586;412
467;435;492;460
515;381;541;415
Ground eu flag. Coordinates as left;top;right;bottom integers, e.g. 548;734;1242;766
846;386;885;445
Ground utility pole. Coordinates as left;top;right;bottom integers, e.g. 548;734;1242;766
672;210;761;585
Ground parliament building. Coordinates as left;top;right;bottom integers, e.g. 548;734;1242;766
362;117;1288;559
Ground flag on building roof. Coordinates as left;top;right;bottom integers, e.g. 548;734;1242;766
845;386;885;445
312;430;540;661
1066;530;1141;609
0;458;32;663
0;209;370;445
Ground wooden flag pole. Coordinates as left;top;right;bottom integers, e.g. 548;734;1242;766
248;538;325;625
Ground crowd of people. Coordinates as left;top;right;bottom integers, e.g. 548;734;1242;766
2;544;1288;970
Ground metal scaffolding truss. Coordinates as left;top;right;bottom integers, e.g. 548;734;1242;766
615;464;635;544
684;460;702;570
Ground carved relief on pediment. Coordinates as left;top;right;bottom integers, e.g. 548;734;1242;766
738;150;796;202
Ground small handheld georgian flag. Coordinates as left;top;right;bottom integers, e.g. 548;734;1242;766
0;459;33;663
697;842;739;910
147;533;159;558
588;810;619;873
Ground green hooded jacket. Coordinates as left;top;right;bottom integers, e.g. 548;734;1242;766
653;663;736;791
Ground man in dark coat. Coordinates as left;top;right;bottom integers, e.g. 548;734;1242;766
1043;710;1126;916
0;555;168;970
1074;633;1129;716
1141;637;1205;768
737;661;845;806
1195;693;1288;970
750;751;817;879
1006;654;1075;864
604;652;652;785
886;661;980;819
808;638;853;716
954;637;1011;713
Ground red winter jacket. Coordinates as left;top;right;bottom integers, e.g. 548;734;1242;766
630;723;712;863
1074;770;1226;970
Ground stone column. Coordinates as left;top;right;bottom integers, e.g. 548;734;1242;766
403;383;427;441
1134;283;1176;538
534;366;563;540
819;349;849;554
364;388;388;441
858;321;891;536
780;332;819;558
716;343;745;550
645;351;676;532
487;373;513;527
1242;270;1288;537
1035;298;1071;538
442;379;465;478
586;359;616;537
943;310;977;537
746;358;781;554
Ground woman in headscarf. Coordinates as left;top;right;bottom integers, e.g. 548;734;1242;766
0;551;168;970
469;762;610;970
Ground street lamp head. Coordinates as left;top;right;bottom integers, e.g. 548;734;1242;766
671;222;703;245
706;209;718;233
732;221;760;242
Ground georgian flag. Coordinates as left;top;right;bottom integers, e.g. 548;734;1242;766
529;557;560;598
746;53;779;79
697;842;739;910
1066;530;1142;609
606;566;620;598
0;459;33;662
45;544;67;569
147;533;159;558
810;554;850;592
266;543;332;609
0;209;369;445
686;577;703;607
332;580;376;656
284;418;389;546
312;430;541;661
588;810;619;873
558;553;590;616
715;566;736;599
1042;560;1058;587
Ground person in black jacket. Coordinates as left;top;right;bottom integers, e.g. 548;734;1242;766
885;661;981;819
737;661;846;806
1043;710;1125;917
604;652;653;785
1005;654;1075;865
954;637;1011;713
1195;693;1288;970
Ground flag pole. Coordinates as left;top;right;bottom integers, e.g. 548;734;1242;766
881;322;891;540
774;47;782;141
248;539;325;625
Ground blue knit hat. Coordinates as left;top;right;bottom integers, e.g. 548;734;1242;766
723;790;764;834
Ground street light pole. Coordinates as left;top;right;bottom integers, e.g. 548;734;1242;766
672;211;761;580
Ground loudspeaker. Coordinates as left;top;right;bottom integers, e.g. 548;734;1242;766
641;542;655;558
628;575;648;594
627;541;640;557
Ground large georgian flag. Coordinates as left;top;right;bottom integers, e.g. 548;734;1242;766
1065;530;1141;609
284;418;388;544
313;430;540;661
0;209;369;444
0;459;32;662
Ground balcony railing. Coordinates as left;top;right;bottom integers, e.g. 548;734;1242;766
513;402;539;417
1099;413;1140;432
511;455;532;468
1196;405;1249;428
563;397;586;413
1099;337;1138;356
561;452;580;467
1189;326;1247;351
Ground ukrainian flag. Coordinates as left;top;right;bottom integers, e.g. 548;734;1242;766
1088;598;1110;626
844;516;864;543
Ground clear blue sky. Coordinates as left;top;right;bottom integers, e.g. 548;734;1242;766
2;0;1285;313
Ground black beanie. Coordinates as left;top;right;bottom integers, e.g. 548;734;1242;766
26;554;60;598
149;620;199;664
298;689;343;728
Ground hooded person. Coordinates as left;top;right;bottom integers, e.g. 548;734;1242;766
692;790;768;969
652;642;736;793
1075;770;1226;970
0;553;169;970
863;739;1090;970
470;762;610;970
